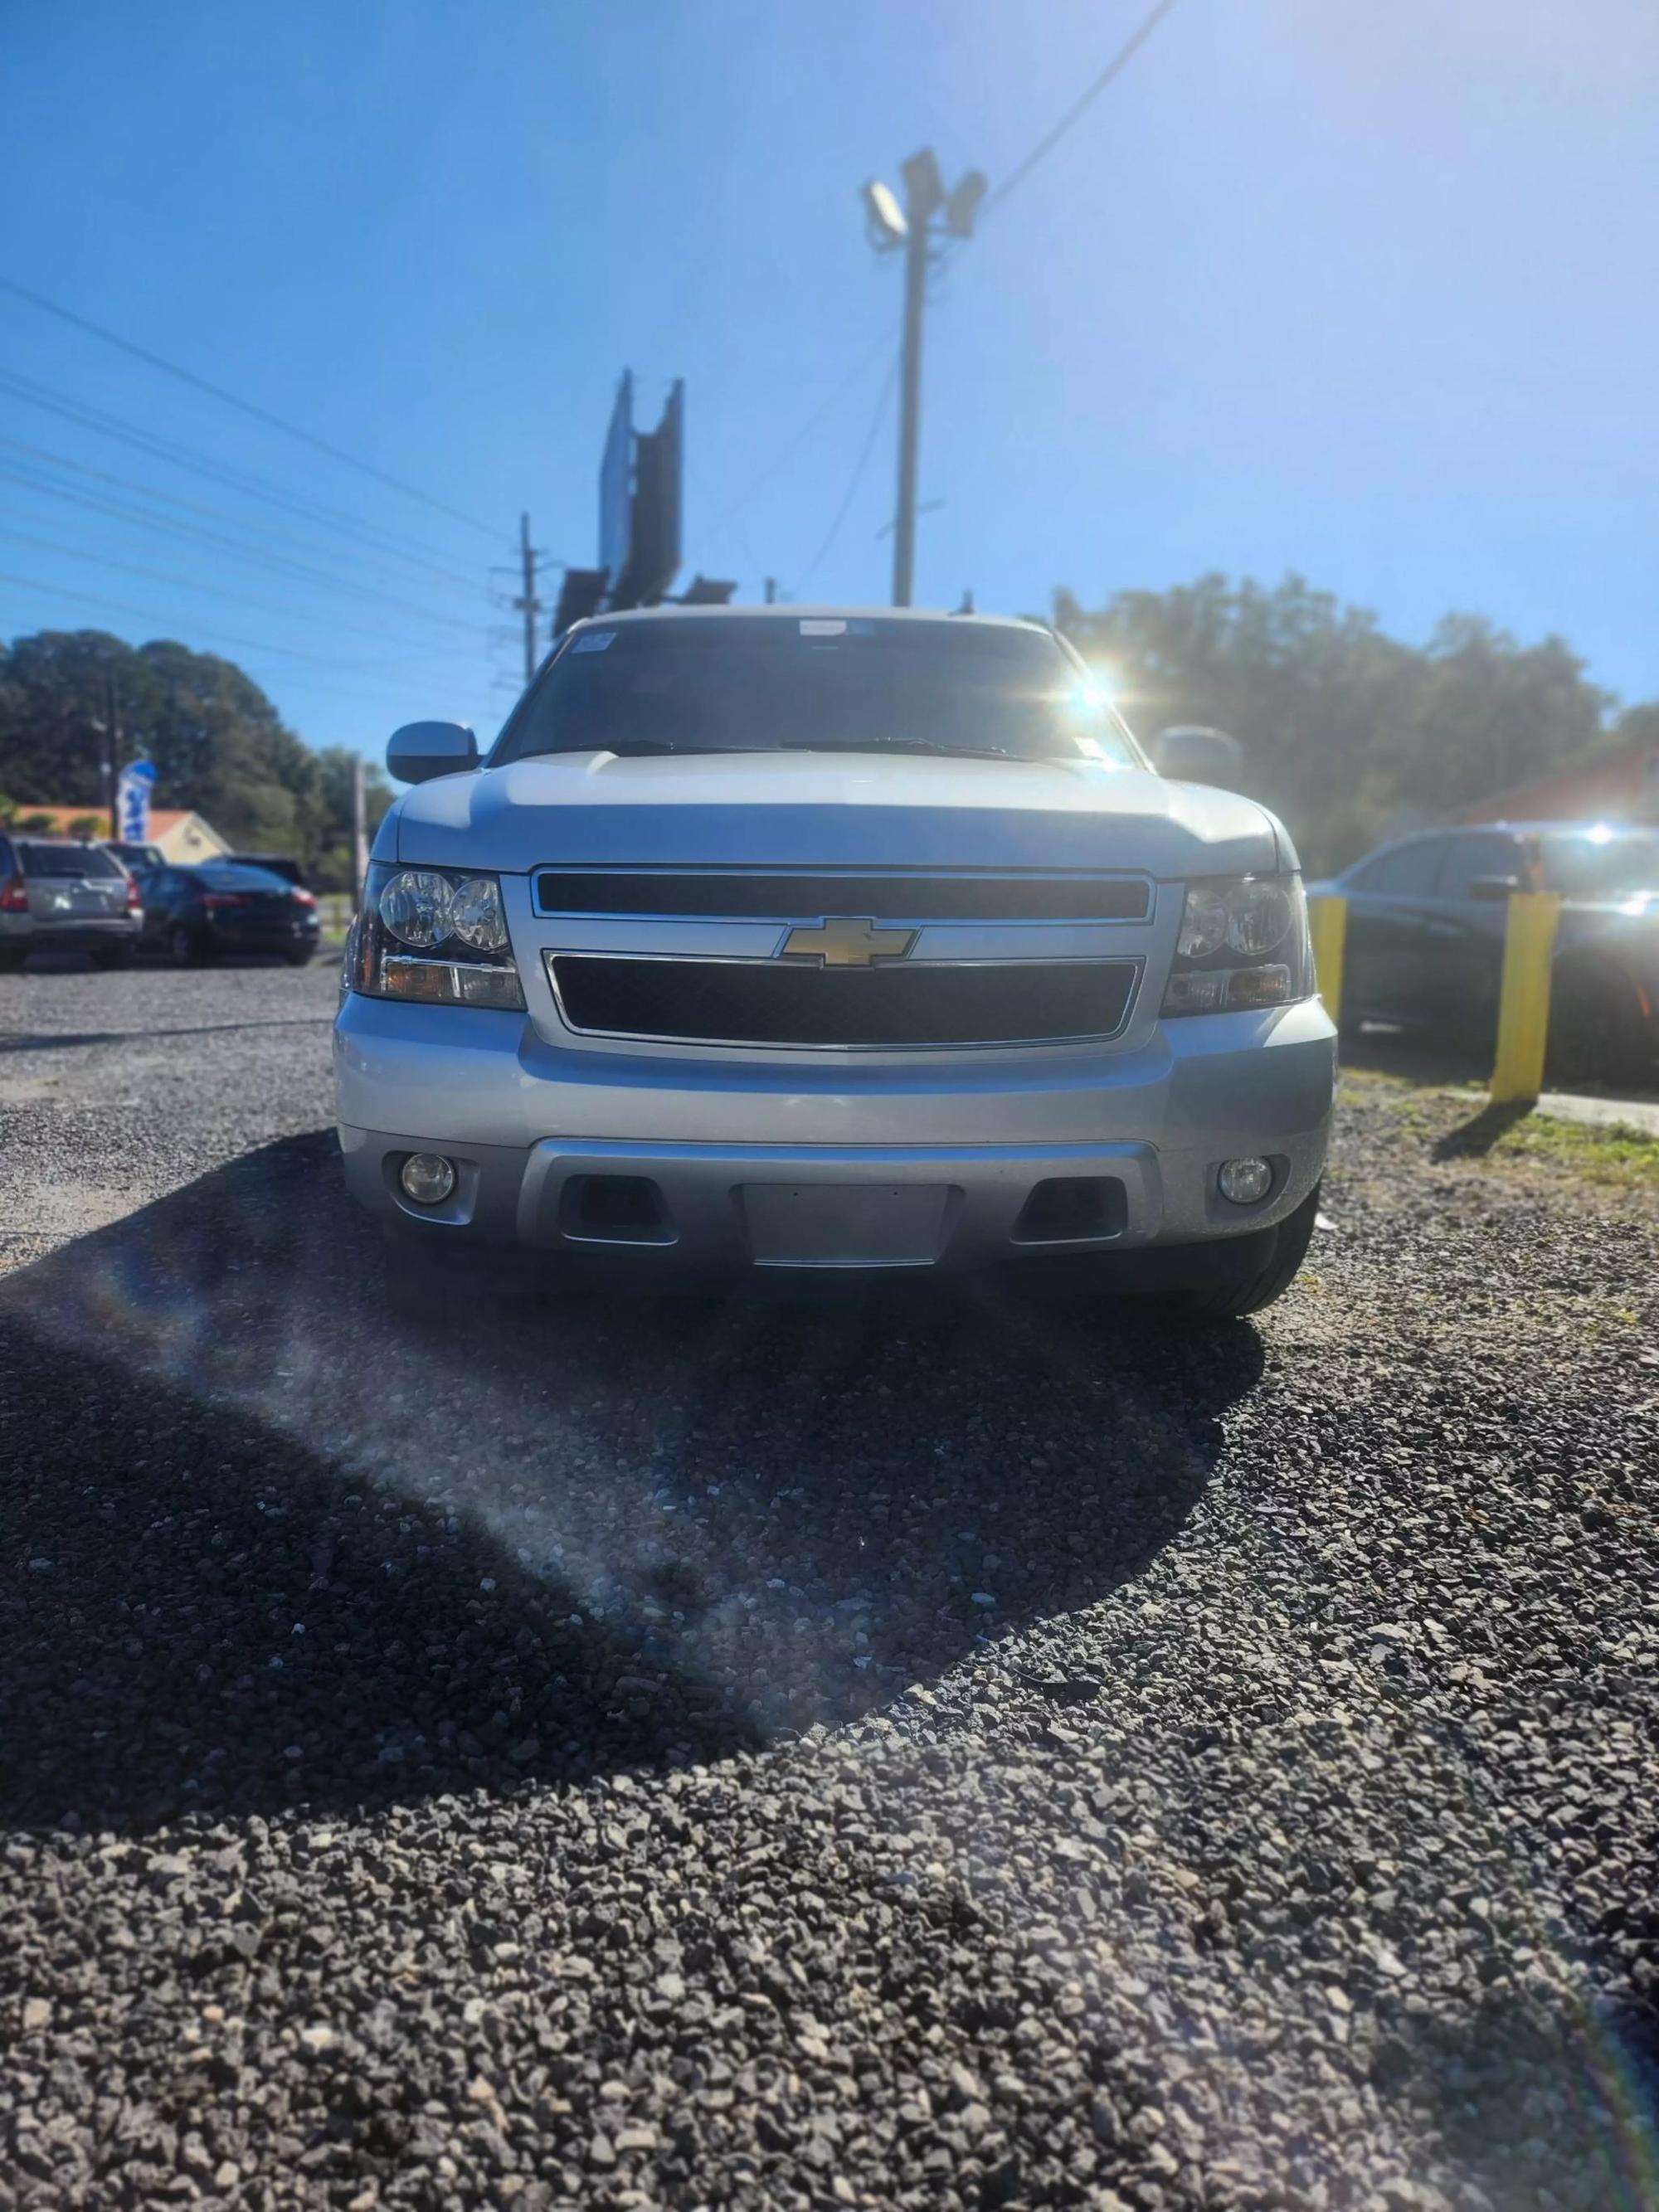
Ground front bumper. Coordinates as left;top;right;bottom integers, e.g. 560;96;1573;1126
334;993;1336;1275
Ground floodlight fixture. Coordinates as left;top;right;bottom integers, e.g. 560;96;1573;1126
900;147;946;222
862;178;908;250
944;168;988;239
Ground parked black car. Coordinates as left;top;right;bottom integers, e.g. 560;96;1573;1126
137;862;320;966
226;851;306;887
1317;819;1659;1084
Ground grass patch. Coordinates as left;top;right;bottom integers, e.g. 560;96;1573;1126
1337;1069;1659;1198
1493;1108;1659;1189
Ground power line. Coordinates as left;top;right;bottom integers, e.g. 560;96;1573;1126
710;333;893;538
0;426;491;619
791;358;900;597
0;433;485;612
0;370;483;587
0;461;489;635
0;275;503;540
980;0;1182;224
0;567;477;678
0;525;487;669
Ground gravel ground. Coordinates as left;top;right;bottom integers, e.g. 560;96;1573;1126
2;960;1657;2212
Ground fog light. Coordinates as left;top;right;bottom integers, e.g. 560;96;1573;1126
399;1152;456;1206
1218;1156;1273;1205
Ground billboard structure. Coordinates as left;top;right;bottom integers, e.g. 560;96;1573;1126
554;372;732;634
606;377;683;610
598;371;634;593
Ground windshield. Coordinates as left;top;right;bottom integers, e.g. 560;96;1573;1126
18;842;124;878
491;616;1138;766
1537;831;1659;897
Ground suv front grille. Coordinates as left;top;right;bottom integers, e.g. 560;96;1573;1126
548;955;1139;1049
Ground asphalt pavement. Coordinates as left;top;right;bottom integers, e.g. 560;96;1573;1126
2;959;1657;2211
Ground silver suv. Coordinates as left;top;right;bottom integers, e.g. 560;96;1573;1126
0;836;141;970
335;608;1335;1320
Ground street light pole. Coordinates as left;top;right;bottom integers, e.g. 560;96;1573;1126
864;151;985;610
891;195;930;610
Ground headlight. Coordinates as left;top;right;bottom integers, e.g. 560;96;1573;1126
1224;878;1295;955
352;863;525;1009
1175;887;1229;959
1162;873;1311;1018
448;875;509;952
378;869;455;949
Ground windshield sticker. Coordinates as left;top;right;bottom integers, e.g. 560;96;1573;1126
799;619;846;636
572;630;616;653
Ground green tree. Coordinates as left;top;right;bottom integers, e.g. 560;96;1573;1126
1056;574;1619;872
0;629;393;883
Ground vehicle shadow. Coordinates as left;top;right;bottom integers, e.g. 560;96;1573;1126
1430;1099;1535;1159
0;1133;1262;1833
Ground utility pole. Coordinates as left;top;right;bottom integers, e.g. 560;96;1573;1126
892;187;929;610
105;671;120;840
863;152;985;608
513;513;542;686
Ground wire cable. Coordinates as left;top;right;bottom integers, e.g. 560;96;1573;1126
0;526;487;670
0;275;503;540
978;0;1182;223
0;370;483;588
789;358;901;598
0;433;484;609
0;462;488;636
709;333;893;539
0;567;480;682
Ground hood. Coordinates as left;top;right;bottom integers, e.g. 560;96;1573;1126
384;751;1290;878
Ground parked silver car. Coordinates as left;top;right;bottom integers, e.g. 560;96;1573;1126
335;608;1336;1318
0;835;142;970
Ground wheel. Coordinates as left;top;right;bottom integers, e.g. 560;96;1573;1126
90;943;134;970
283;948;315;967
1547;960;1652;1090
0;949;25;974
168;921;212;967
1151;1184;1322;1325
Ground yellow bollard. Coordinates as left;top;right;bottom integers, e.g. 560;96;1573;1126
1489;892;1561;1104
1306;893;1348;1027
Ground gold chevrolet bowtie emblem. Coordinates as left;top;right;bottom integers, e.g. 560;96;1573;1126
779;916;917;967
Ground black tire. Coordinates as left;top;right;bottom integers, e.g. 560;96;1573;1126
0;949;25;974
1151;1184;1322;1325
283;948;316;967
1547;960;1652;1090
169;921;212;967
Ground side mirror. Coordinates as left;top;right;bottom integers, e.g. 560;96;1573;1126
387;721;479;785
1151;725;1243;789
1468;873;1521;903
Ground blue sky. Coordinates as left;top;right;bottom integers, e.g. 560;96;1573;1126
2;0;1656;761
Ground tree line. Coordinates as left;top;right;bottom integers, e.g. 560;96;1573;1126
0;629;392;887
1055;573;1655;871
